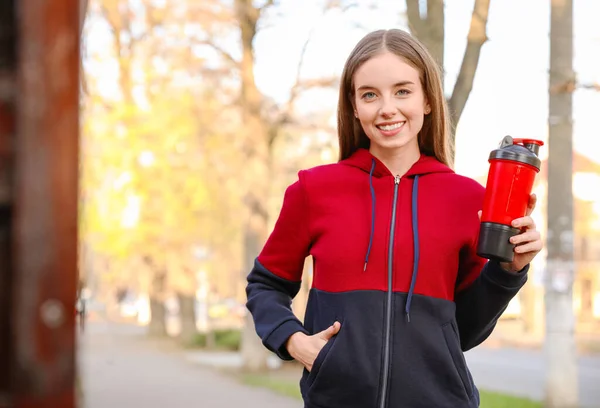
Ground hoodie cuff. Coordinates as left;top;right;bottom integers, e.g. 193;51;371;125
484;260;529;289
265;319;308;361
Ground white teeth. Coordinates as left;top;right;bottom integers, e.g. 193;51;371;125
378;122;404;131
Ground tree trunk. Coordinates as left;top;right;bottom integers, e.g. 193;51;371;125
545;0;578;407
148;269;167;337
447;0;490;129
405;0;490;151
235;0;272;372
177;291;197;346
406;0;444;68
240;218;270;372
148;296;167;337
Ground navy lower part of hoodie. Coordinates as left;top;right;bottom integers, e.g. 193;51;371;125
299;289;480;408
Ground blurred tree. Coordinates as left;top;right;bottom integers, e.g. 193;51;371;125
192;0;343;371
405;0;490;152
81;90;238;339
545;0;578;406
85;0;169;336
81;0;242;342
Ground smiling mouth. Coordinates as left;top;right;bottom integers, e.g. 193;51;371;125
376;122;405;131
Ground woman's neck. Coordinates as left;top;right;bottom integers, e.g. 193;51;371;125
369;144;421;177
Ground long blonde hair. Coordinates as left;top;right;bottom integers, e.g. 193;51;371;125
337;29;453;167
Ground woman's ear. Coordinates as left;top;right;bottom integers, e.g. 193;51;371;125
424;102;431;115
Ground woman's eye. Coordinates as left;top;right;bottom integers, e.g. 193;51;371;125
362;92;376;99
397;89;411;96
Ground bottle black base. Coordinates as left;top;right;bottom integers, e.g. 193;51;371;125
477;222;521;263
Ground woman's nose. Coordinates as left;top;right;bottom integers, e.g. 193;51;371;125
379;98;397;117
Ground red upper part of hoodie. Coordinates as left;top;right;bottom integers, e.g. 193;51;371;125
257;148;487;302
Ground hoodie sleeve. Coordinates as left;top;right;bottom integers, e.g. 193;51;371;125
245;172;311;360
454;214;529;352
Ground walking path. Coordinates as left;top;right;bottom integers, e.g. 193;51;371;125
80;319;600;408
79;320;301;408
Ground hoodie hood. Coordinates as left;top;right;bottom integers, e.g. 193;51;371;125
341;147;454;178
341;148;453;322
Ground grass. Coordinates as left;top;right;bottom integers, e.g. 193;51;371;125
242;374;304;400
479;390;541;408
187;329;242;350
241;374;541;408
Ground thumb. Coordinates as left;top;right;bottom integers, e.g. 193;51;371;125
477;210;482;221
318;321;341;340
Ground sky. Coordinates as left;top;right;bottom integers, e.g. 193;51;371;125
85;0;600;180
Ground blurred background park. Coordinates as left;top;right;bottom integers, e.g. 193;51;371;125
70;0;600;407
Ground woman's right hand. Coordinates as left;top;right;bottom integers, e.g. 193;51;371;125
286;322;341;372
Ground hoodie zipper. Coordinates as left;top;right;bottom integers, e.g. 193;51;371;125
379;174;400;408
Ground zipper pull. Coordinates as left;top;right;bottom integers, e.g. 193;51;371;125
394;175;400;184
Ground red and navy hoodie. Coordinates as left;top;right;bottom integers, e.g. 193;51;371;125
246;148;528;408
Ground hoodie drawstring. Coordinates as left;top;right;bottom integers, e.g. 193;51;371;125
362;168;420;323
363;158;376;271
405;175;420;322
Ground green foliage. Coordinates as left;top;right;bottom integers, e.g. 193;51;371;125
188;329;242;351
242;374;303;400
80;79;242;291
479;390;541;408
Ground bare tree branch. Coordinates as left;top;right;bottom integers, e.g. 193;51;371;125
268;0;349;142
580;82;600;91
191;1;236;26
98;3;119;36
550;79;600;94
448;0;490;126
405;0;424;40
258;0;276;14
266;75;339;146
285;25;318;116
425;0;444;68
196;39;238;65
405;0;443;69
97;3;129;94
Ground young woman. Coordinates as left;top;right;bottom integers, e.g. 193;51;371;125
245;29;542;408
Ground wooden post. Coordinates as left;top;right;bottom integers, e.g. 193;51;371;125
0;0;19;405
0;0;81;406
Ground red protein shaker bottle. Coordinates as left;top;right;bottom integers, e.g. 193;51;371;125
477;135;544;262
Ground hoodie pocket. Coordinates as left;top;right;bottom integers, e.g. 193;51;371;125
441;321;474;398
305;328;339;388
301;319;379;408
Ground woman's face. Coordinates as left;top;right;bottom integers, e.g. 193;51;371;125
353;51;430;157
